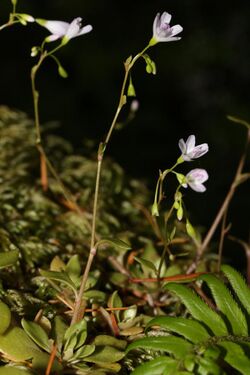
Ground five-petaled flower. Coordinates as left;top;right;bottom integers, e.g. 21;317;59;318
150;12;183;45
182;169;209;192
36;17;93;43
178;135;209;162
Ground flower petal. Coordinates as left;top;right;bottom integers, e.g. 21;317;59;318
153;13;160;35
161;12;172;24
186;135;195;153
170;24;183;37
178;138;187;154
65;17;82;39
40;19;70;36
189;182;206;192
78;24;93;36
192;143;209;158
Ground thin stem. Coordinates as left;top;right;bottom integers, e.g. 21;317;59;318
217;209;230;271
71;45;151;324
187;130;250;273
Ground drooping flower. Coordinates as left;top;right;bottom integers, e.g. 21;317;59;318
36;17;92;43
150;12;183;45
178;135;209;161
182;169;209;192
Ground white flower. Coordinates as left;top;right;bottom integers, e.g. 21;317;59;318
178;135;209;161
36;17;92;43
182;169;209;192
150;12;183;45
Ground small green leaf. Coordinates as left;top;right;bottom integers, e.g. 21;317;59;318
65;254;81;283
94;335;127;350
146;316;210;343
0;250;19;269
166;283;228;336
84;289;106;303
221;264;250;316
108;291;122;320
21;319;51;353
39;269;77;296
50;256;65;272
0;367;34;375
70;344;95;360
96;238;131;251
134;257;157;274
199;274;248;335
52;316;67;352
84;346;125;363
0;327;41;362
0;301;11;334
63;319;87;352
131;357;178;375
126;336;192;358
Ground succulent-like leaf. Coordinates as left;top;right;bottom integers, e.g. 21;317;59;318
199;274;248;335
21;319;51;353
93;335;127;350
51;316;68;352
0;327;41;362
134;256;157;274
65;254;81;279
0;367;34;375
0;301;11;334
63;319;87;352
126;336;192;358
39;269;77;296
96;237;131;251
221;264;250;316
146;316;210;343
84;346;125;363
0;250;19;269
166;283;228;336
69;344;95;361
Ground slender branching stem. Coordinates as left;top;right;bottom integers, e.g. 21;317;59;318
31;44;82;210
71;45;152;324
187;130;250;273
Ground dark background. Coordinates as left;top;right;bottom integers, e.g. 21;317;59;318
1;0;250;265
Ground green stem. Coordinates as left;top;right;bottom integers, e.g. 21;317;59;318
71;45;152;324
31;45;84;214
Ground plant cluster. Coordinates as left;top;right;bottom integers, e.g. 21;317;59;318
0;1;249;374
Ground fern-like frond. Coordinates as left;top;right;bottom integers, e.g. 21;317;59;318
166;283;228;336
126;265;250;375
222;265;250;316
199;274;248;335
